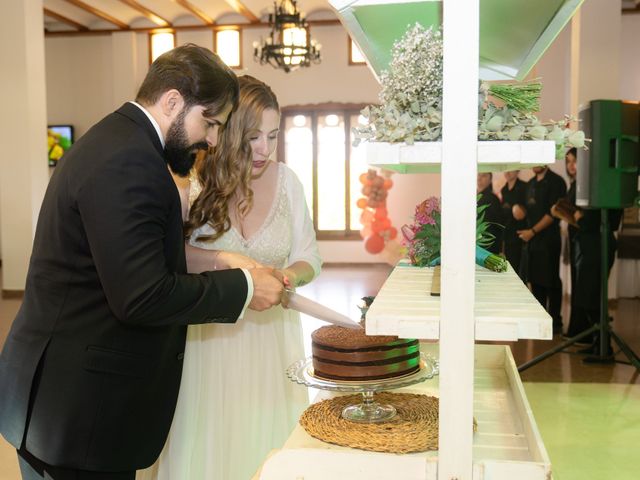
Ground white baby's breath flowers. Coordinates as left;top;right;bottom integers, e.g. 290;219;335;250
354;22;587;156
353;23;443;146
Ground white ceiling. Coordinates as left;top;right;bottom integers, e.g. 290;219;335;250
42;0;639;34
43;0;337;32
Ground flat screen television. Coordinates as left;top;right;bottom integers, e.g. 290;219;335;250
48;125;74;167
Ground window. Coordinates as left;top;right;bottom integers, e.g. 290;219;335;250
280;104;369;239
215;29;242;68
349;38;366;65
149;31;175;63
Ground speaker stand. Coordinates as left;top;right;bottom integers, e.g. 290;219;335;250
519;209;640;372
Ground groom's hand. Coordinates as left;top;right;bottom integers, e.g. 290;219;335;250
248;267;285;311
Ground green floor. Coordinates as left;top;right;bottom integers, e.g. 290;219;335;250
524;382;640;480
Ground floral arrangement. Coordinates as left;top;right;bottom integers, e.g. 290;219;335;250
355;24;443;145
401;196;441;266
352;23;587;156
402;196;508;272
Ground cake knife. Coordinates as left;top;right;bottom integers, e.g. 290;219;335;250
284;289;363;330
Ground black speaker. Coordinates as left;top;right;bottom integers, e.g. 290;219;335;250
576;100;640;209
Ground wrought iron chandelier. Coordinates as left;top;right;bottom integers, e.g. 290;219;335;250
253;0;321;73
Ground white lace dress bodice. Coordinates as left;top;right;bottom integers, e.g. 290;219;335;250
189;163;292;269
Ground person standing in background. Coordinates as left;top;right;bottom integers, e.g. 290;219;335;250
553;148;622;352
500;170;527;278
518;165;567;334
477;172;503;255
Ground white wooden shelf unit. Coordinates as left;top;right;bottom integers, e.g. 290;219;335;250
365;262;552;341
364;140;556;173
257;0;583;478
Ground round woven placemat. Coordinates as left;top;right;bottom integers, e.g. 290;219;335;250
300;392;440;454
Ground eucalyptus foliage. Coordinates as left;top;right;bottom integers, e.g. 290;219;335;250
353;23;587;156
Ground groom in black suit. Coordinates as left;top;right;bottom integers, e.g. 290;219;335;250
0;44;284;479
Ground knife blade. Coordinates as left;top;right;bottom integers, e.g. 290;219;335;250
285;289;363;330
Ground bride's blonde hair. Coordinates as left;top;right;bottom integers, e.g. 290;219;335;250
185;75;280;242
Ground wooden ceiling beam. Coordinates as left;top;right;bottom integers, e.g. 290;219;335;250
62;0;129;29
43;19;341;37
222;0;260;24
116;0;172;27
173;0;214;25
43;7;89;31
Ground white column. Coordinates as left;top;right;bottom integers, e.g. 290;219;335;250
569;11;581;126
0;0;49;291
576;0;621;106
112;31;139;108
438;0;479;479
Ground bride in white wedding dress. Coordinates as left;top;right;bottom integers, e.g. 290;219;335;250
137;76;321;480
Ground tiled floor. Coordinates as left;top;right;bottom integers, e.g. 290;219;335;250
1;264;638;479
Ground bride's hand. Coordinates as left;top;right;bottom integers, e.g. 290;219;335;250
216;251;263;270
275;269;296;309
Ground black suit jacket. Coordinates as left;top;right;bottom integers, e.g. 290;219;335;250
0;103;248;471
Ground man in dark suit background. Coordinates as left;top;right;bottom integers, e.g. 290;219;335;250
0;44;285;480
518;165;567;334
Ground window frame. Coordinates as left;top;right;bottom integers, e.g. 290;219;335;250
148;29;176;65
213;27;243;69
279;103;369;241
348;37;366;66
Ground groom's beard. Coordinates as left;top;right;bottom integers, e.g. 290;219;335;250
165;111;208;177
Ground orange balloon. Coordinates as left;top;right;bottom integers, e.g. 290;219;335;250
356;198;367;209
383;178;394;190
359;173;368;185
380;218;391;229
374;207;388;220
371;221;384;233
364;234;385;254
360;209;374;225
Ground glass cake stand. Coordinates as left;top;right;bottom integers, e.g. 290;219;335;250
286;353;439;423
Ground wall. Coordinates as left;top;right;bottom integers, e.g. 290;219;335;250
40;23;436;264
45;36;114;136
620;13;640;101
0;0;49;289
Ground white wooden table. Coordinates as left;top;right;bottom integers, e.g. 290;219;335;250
257;344;551;480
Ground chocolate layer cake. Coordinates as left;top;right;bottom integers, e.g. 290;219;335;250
311;325;420;381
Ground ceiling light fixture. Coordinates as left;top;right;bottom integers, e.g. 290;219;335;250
253;0;321;73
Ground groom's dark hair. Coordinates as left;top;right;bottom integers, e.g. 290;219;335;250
136;43;239;116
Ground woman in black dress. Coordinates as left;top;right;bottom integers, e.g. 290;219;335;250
500;170;527;278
